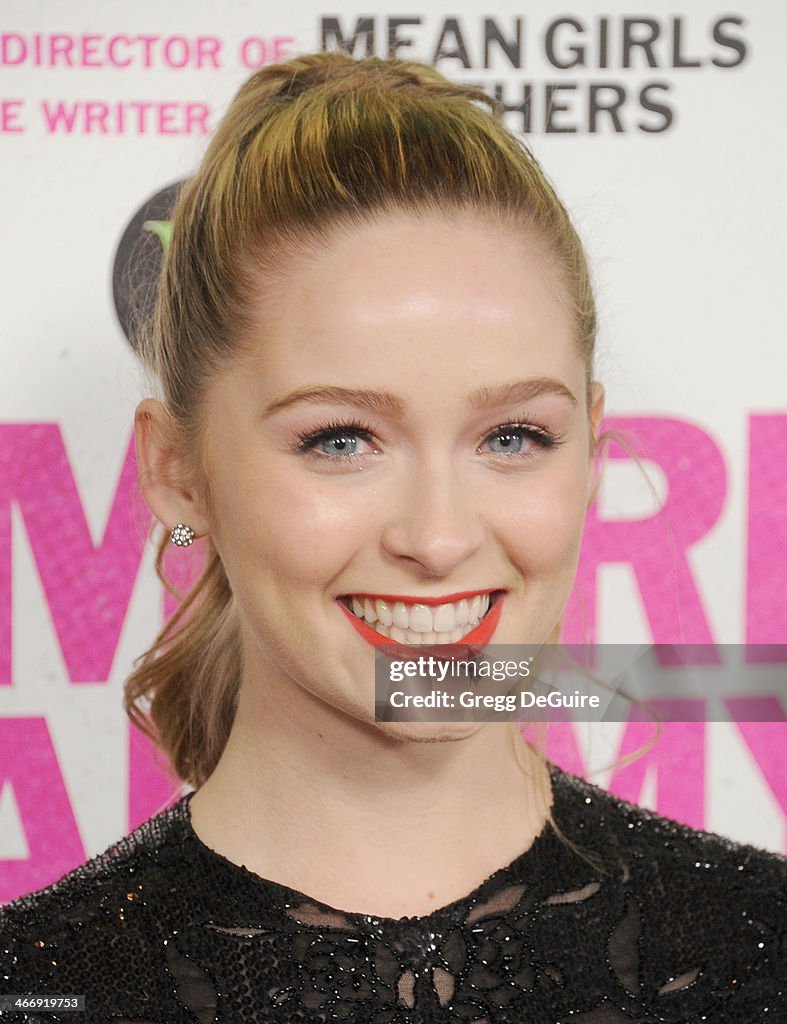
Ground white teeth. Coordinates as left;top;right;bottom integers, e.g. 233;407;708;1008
376;599;393;626
409;604;433;633
392;602;410;629
345;592;496;644
433;603;456;632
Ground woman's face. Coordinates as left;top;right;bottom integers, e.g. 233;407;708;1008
195;211;604;731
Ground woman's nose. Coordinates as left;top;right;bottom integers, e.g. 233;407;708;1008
379;461;487;578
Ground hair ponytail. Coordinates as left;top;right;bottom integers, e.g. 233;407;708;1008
124;528;241;789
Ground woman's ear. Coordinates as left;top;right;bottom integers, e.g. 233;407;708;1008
586;380;606;510
134;398;211;538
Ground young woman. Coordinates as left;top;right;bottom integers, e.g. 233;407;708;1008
1;50;784;1024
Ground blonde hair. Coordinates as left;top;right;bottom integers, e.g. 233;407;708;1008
125;50;604;792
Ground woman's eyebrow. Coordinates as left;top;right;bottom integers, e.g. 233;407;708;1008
261;377;577;419
469;379;578;409
261;385;405;418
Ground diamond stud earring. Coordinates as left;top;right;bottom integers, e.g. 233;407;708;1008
170;523;196;547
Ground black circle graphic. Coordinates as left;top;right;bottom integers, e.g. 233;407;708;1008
111;180;184;351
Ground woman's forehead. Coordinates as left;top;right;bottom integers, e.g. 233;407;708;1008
232;214;579;378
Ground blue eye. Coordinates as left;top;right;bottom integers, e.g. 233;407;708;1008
482;422;564;460
487;428;526;454
316;432;359;457
295;420;376;462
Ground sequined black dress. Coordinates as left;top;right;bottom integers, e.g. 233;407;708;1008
1;762;785;1023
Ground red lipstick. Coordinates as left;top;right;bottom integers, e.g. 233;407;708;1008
345;589;497;607
338;592;505;656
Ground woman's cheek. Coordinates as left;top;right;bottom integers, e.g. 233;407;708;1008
504;470;587;567
260;478;375;583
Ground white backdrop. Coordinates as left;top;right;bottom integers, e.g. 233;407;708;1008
1;0;785;900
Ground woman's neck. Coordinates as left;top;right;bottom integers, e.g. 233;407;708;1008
187;672;553;919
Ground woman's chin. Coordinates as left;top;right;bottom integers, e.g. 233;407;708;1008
371;718;486;743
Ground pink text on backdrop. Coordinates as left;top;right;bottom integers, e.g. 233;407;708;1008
565;416;725;645
746;415;787;644
0;717;85;902
0;100;24;133
40;100;211;135
0;424;145;684
239;35;296;68
564;414;787;645
0;31;295;70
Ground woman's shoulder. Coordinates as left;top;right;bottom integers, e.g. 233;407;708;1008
1;792;192;923
549;762;787;912
546;763;786;1019
0;794;194;1018
551;761;787;883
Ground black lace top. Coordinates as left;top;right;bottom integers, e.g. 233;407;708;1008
1;762;785;1023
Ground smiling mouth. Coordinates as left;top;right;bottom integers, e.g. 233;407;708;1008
338;591;503;646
